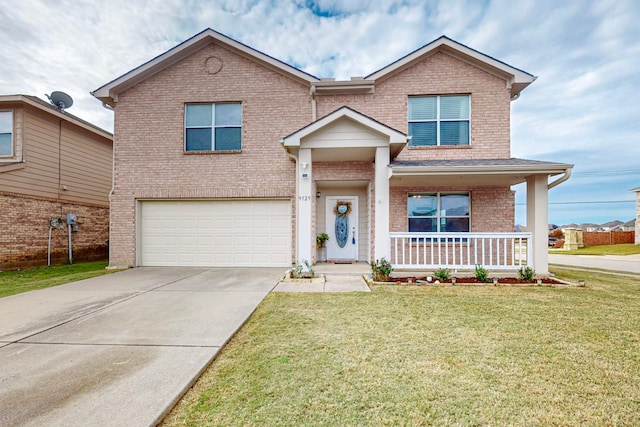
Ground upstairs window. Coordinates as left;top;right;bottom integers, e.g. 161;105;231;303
0;110;13;157
408;95;470;146
185;103;242;151
408;193;470;232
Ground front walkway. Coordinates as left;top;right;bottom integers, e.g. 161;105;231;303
272;262;371;293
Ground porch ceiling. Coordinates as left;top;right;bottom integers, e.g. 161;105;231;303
390;158;573;187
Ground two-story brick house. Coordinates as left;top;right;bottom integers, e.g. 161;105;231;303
93;28;572;275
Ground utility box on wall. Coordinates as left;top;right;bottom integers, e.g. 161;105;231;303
66;213;78;232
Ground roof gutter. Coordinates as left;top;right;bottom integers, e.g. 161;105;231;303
548;166;572;190
391;165;572;176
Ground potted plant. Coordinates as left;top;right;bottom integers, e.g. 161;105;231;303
316;232;329;248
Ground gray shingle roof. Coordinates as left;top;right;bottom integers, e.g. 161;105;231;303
391;158;571;168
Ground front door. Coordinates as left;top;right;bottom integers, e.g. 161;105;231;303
325;196;358;261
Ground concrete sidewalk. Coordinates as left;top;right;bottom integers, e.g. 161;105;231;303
0;267;284;427
273;262;371;293
549;253;640;275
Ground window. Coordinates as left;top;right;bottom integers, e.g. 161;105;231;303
408;193;470;232
0;110;13;157
185;103;241;151
408;95;470;146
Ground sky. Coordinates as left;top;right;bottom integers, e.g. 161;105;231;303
1;0;638;226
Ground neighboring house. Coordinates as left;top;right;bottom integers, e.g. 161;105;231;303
0;95;112;268
632;187;640;244
600;220;623;232
610;219;635;232
92;28;572;275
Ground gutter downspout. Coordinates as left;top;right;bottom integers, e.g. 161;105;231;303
548;167;572;190
310;85;317;121
100;100;116;268
282;144;299;264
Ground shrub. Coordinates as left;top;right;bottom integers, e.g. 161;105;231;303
475;265;489;282
290;260;315;278
290;262;303;278
518;266;535;281
434;268;451;281
316;233;329;246
370;258;392;282
304;260;315;278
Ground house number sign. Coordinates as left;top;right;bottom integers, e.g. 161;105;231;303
298;196;312;201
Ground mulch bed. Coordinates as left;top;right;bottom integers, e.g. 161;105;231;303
383;276;564;285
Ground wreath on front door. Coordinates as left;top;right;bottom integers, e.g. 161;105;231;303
333;200;352;218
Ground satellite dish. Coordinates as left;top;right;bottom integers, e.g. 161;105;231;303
47;91;73;110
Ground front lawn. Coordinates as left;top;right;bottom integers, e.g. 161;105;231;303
163;269;640;426
0;261;113;298
551;243;640;256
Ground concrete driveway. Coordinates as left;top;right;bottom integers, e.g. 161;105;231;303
0;267;284;427
549;253;640;274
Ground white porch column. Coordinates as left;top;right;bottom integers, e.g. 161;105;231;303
297;148;313;266
374;146;390;261
527;175;549;275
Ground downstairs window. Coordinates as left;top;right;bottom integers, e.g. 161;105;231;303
408;193;470;232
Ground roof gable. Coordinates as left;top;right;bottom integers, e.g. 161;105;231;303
93;31;536;106
92;28;320;106
281;106;408;159
366;36;535;99
0;94;112;141
281;106;407;146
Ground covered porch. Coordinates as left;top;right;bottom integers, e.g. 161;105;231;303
388;159;573;275
281;107;573;276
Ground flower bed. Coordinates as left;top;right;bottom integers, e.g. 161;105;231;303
366;276;576;286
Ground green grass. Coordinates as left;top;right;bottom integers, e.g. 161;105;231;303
551;243;640;256
163;269;640;426
0;261;113;298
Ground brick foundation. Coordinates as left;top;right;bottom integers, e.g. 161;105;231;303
0;193;109;269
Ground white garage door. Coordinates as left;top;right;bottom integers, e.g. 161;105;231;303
139;200;291;267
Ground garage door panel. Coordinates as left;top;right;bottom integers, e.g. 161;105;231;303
140;200;291;267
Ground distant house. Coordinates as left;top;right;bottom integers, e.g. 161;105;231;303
632;187;640;244
0;95;113;268
620;219;636;232
600;220;623;232
92;28;573;275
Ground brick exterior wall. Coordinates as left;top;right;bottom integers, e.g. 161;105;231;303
389;186;514;232
0;192;109;269
315;52;512;160
111;41;516;266
110;43;311;266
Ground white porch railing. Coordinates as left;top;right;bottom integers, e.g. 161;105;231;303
389;232;532;270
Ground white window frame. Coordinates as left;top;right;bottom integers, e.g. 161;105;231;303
184;103;242;152
407;192;471;233
0;110;14;158
408;95;471;146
